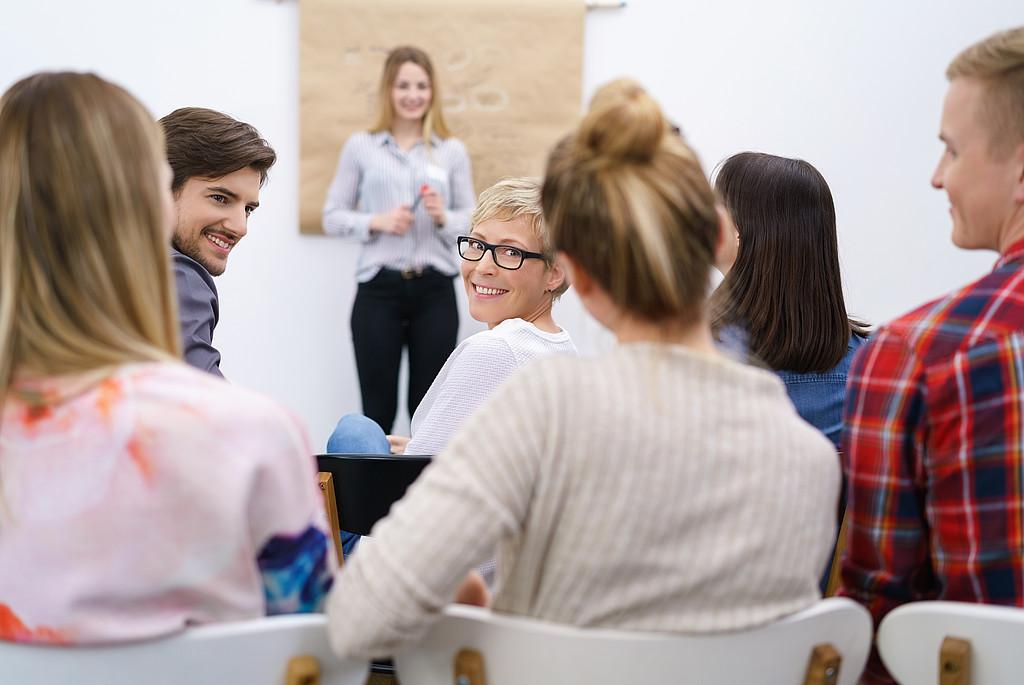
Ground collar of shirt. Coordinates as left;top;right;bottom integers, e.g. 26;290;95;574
995;237;1024;270
372;130;441;150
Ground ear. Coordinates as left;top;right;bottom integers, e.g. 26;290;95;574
544;259;567;294
1014;142;1024;204
713;204;738;275
715;204;729;250
557;253;620;334
557;252;591;295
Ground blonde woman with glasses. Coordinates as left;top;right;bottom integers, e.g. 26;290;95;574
326;80;839;658
326;177;576;560
0;72;334;644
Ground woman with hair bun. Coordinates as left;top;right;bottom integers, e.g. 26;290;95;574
326;79;839;658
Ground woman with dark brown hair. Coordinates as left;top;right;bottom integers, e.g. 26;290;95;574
711;152;869;449
322;46;475;434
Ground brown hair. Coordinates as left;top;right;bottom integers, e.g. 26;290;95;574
541;79;718;323
371;46;452;142
159;107;277;193
710;152;869;373
946;26;1024;155
0;72;180;403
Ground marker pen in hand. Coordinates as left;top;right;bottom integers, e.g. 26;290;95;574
410;184;430;212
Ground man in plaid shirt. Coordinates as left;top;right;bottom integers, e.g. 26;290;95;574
841;26;1024;683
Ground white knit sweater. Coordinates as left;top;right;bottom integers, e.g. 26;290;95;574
327;343;840;658
405;318;577;455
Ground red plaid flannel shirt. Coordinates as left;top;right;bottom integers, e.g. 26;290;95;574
841;239;1024;683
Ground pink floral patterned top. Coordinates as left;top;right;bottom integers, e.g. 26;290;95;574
0;362;335;644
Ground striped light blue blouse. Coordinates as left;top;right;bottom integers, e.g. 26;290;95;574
322;130;476;282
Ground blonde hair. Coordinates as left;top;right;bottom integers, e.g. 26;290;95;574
0;72;180;404
471;177;569;298
947;26;1024;154
541;78;718;323
371;46;452;144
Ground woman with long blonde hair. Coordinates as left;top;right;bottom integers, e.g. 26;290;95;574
0;72;334;644
322;45;476;435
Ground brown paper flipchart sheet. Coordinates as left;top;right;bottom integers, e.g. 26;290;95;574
299;0;585;234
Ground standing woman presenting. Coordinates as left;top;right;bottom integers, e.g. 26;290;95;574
323;46;475;432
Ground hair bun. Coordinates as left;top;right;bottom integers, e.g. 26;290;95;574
577;78;666;164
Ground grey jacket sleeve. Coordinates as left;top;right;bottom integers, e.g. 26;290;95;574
171;251;223;378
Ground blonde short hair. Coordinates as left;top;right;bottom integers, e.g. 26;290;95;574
472;177;569;298
947;26;1024;155
541;79;718;323
0;72;179;401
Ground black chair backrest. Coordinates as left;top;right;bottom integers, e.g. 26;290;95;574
316;453;432;535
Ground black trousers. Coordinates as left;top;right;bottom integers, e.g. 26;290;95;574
350;268;459;433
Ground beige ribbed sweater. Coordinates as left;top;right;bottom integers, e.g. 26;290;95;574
327;343;840;658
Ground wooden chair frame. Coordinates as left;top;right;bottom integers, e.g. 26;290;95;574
318;471;344;567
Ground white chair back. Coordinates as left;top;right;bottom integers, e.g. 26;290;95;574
395;598;871;685
0;614;368;685
878;600;1024;684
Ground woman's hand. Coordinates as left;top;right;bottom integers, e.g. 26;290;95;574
386;435;410;454
453;570;490;607
371;205;413;235
421;186;447;227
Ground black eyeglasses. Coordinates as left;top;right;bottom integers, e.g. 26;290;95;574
457;236;546;271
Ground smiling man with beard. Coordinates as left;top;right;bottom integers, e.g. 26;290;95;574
160;108;277;377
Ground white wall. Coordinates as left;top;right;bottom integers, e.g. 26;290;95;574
2;0;1020;445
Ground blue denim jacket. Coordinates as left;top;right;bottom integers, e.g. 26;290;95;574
718;327;866;449
775;334;866;449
